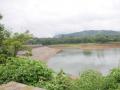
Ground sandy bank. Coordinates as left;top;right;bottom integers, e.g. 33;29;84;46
28;43;120;62
49;43;120;50
31;46;61;62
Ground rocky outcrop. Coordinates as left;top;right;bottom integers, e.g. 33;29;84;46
0;82;45;90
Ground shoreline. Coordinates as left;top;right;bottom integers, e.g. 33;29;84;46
49;43;120;50
30;43;120;62
31;46;62;62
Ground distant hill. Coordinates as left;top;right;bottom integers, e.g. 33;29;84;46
29;30;120;45
55;30;120;38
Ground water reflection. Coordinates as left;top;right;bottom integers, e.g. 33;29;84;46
82;50;92;56
48;48;120;76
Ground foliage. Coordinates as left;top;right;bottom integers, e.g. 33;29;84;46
0;15;32;57
0;14;2;19
44;70;75;90
1;57;120;90
0;57;53;87
0;15;11;57
0;54;8;64
3;31;32;57
0;25;10;46
102;68;120;90
75;70;104;90
29;30;120;45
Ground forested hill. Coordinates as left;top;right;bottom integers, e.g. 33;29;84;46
29;30;120;45
55;30;120;38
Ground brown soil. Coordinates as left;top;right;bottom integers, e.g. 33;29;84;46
0;82;45;90
31;46;61;62
50;43;120;50
29;43;120;62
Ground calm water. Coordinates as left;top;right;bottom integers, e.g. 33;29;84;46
48;48;120;76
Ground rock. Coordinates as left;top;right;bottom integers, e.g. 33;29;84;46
0;81;45;90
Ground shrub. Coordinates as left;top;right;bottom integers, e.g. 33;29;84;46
102;68;120;90
0;57;53;87
76;70;104;90
1;57;120;90
0;54;8;64
44;70;75;90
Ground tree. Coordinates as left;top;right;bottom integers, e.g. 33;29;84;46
0;14;32;57
0;14;10;55
0;14;2;19
4;31;32;57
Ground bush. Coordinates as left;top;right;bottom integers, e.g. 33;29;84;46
102;68;120;90
44;70;75;90
1;57;120;90
0;57;53;87
0;54;8;64
76;70;104;90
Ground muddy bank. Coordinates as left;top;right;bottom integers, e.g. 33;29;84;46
49;43;120;50
29;43;120;62
31;46;62;62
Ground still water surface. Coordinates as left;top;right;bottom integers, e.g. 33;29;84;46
48;48;120;76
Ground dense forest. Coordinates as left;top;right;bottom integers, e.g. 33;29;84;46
29;30;120;45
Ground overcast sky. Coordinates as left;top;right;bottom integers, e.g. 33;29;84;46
0;0;120;37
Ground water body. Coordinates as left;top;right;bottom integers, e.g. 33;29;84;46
48;48;120;76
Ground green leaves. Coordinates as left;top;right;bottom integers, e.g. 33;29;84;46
0;14;2;19
0;57;53;86
102;68;120;90
1;57;120;90
2;31;32;57
75;70;104;90
45;71;75;90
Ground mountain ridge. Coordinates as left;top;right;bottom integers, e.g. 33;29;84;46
54;30;120;38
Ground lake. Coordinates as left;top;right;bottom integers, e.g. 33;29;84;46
48;48;120;76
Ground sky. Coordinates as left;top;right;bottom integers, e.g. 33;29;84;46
0;0;120;37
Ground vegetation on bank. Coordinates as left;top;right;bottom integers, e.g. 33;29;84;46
29;36;120;45
1;57;120;90
29;30;120;45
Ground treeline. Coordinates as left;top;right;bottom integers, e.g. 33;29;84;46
29;35;120;45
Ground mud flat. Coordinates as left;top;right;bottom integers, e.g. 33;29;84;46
30;43;120;62
49;43;120;50
31;46;62;62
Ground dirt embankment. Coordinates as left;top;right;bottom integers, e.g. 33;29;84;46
31;46;62;62
49;43;120;50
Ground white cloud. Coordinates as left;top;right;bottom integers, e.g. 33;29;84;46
0;0;120;37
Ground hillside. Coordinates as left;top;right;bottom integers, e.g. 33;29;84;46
29;30;120;45
55;30;120;38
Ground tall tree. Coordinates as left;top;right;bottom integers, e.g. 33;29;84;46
0;14;2;19
0;14;32;57
0;14;10;56
4;31;32;56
